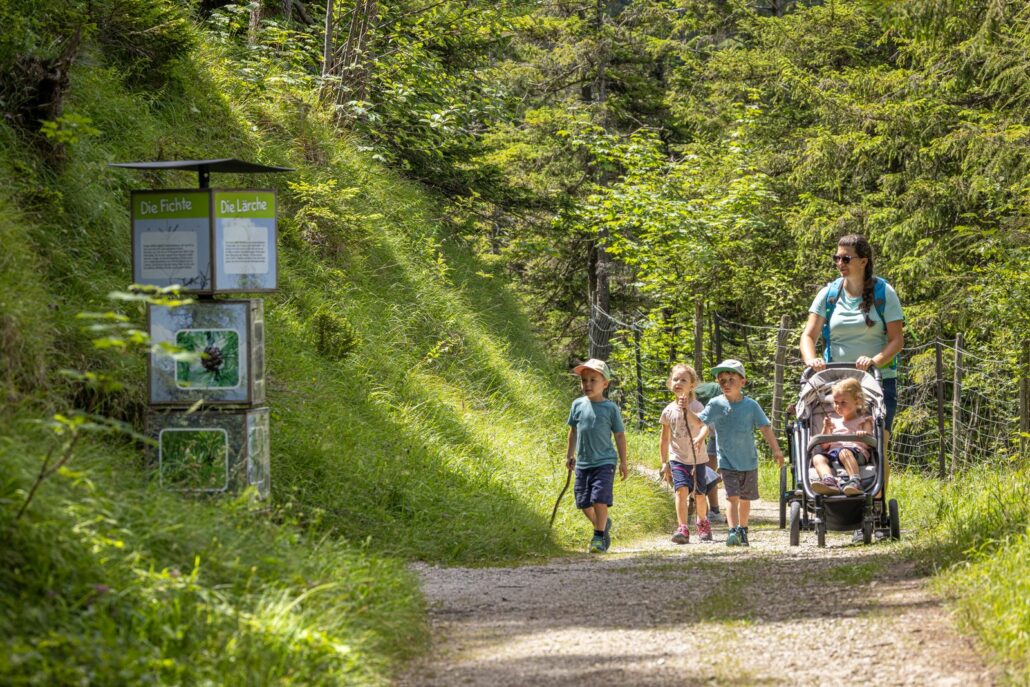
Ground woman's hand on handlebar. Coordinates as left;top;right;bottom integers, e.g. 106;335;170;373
854;355;875;370
805;358;826;371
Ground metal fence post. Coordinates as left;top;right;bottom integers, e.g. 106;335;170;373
772;315;789;433
935;339;946;479
951;334;963;476
634;326;644;430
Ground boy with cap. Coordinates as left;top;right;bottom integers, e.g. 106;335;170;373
565;358;629;553
692;360;784;546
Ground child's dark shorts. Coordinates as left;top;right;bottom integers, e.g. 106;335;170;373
574;464;616;509
721;468;759;500
824;446;870;465
669;461;717;494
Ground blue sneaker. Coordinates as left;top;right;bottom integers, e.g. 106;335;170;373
602;518;612;551
589;534;605;553
726;527;741;547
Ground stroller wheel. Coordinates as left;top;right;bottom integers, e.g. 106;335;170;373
888;499;900;541
778;466;787;529
789;501;801;546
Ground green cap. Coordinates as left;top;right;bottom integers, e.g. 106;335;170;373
711;359;746;378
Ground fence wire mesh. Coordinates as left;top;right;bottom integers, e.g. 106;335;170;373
591;304;1026;475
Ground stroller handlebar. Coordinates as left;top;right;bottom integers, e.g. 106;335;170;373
801;363;882;383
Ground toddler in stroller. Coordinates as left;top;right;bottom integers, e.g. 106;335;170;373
810;378;872;497
782;364;900;546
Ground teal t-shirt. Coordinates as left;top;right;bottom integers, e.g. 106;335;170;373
697;395;769;472
809;281;904;380
567;396;625;469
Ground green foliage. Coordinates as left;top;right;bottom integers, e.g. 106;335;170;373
92;0;196;81
312;307;360;361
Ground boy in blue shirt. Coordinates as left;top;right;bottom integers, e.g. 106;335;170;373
692;360;784;547
565;359;629;553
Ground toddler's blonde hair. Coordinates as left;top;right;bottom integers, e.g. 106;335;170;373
667;363;699;395
831;377;866;412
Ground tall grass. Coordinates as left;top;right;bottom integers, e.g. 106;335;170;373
0;409;426;685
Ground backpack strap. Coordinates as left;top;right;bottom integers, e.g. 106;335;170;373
872;277;899;371
821;278;844;362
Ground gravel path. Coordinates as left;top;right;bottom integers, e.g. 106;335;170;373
396;495;993;686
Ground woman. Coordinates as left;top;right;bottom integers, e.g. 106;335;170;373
800;233;904;441
801;235;903;542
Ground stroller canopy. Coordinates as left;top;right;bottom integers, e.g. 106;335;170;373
794;368;885;422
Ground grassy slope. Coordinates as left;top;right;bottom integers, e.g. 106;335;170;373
0;28;671;687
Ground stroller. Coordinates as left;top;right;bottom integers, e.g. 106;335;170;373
780;363;900;546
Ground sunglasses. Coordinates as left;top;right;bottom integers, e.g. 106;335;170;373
832;254;856;264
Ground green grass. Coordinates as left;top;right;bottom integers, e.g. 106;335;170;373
0;408;426;685
894;463;1030;681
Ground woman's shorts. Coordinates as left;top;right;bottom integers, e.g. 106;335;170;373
574;464;616;509
721;468;759;500
881;377;897;434
669;461;718;494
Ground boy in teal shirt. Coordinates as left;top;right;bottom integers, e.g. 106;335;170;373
565;359;629;553
693;360;783;547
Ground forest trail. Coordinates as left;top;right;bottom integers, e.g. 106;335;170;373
396;497;993;686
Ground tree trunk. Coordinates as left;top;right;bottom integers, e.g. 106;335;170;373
321;0;335;80
249;1;263;44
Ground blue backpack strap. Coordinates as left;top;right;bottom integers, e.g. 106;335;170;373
872;277;899;371
821;278;844;362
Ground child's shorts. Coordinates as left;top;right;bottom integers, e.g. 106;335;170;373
721;468;759;500
669;461;718;494
574;464;616;509
822;447;871;465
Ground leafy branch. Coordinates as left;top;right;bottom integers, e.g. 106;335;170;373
15;285;191;520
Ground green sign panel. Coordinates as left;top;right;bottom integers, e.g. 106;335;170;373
131;190;212;291
213;190;278;291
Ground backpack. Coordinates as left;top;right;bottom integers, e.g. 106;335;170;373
822;276;898;371
695;381;720;406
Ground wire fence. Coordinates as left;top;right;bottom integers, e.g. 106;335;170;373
591;303;1029;476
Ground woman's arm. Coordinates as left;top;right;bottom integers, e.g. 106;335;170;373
800;312;826;371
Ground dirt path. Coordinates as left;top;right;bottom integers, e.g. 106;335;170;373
396;497;993;686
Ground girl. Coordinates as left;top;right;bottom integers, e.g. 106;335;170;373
811;377;872;496
659;364;717;543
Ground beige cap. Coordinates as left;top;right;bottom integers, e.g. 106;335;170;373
572;358;613;381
